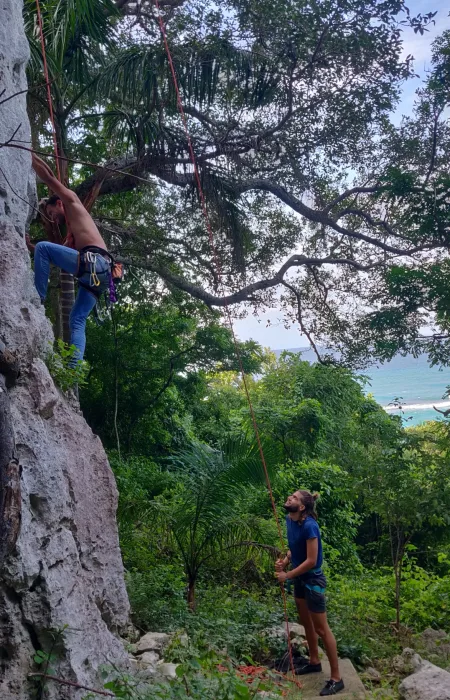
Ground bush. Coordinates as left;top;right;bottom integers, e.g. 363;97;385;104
326;562;450;665
127;571;286;664
181;586;285;663
327;570;399;664
400;560;450;632
126;567;188;632
46;339;89;391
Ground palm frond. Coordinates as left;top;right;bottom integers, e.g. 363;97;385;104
97;45;163;112
198;170;250;271
97;39;278;112
24;0;118;89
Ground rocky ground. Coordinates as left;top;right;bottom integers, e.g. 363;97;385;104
120;624;450;700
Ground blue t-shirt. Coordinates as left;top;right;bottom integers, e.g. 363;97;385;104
286;515;323;580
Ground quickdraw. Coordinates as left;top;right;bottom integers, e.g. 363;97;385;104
85;251;102;289
77;250;111;297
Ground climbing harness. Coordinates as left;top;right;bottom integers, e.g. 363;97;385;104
154;0;299;686
76;246;124;323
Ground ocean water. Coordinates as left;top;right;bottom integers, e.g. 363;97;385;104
363;354;450;427
278;348;450;427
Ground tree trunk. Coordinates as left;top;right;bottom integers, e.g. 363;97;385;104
394;559;401;631
49;266;63;340
391;525;406;632
187;577;196;611
0;4;130;697
60;270;75;344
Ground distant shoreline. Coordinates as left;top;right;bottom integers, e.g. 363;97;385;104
384;400;450;411
274;346;449;426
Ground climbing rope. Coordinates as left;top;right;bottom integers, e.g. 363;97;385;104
29;0;299;686
34;0;61;182
153;0;298;684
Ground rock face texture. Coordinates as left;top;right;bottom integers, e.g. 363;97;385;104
0;2;130;698
398;648;450;700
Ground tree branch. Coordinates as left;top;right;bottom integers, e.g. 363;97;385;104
282;281;325;364
335;207;400;239
28;674;114;697
234;179;427;256
117;253;380;307
322;186;380;214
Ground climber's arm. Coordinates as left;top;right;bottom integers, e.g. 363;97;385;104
31;154;79;206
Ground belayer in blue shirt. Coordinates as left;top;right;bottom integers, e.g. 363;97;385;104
275;489;344;697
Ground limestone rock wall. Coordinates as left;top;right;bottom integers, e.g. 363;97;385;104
0;2;130;697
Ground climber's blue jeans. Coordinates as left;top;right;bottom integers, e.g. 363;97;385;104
34;241;96;365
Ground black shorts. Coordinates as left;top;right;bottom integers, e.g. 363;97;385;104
293;575;327;613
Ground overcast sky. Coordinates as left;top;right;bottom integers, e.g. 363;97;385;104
232;1;450;351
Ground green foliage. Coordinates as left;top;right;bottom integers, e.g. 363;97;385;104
159;438;279;608
126;567;188;632
176;587;284;663
82;299;264;456
46;339;89;391
29;625;69;697
96;647;284;700
274;461;360;570
327;571;399;664
328;562;450;666
400;559;450;631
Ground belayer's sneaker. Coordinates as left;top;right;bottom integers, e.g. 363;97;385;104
295;662;322;675
319;679;345;696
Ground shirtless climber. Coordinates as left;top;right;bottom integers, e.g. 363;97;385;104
27;153;112;365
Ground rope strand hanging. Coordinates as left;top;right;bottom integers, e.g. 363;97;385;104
34;0;61;181
153;0;298;684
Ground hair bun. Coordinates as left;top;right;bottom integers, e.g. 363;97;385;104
312;492;320;502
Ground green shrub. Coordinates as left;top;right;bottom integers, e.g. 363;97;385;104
327;570;400;664
126;567;187;632
46;339;89;391
91;648;284;700
181;586;285;663
326;563;450;665
399;560;450;631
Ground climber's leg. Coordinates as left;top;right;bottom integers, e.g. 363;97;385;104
68;286;97;366
34;241;79;301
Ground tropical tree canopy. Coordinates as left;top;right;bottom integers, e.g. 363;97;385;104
22;0;450;368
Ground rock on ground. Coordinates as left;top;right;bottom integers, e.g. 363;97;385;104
360;666;381;683
138;651;160;669
266;621;306;641
156;662;179;679
135;631;172;654
0;2;130;698
418;628;450;659
398;648;450;700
